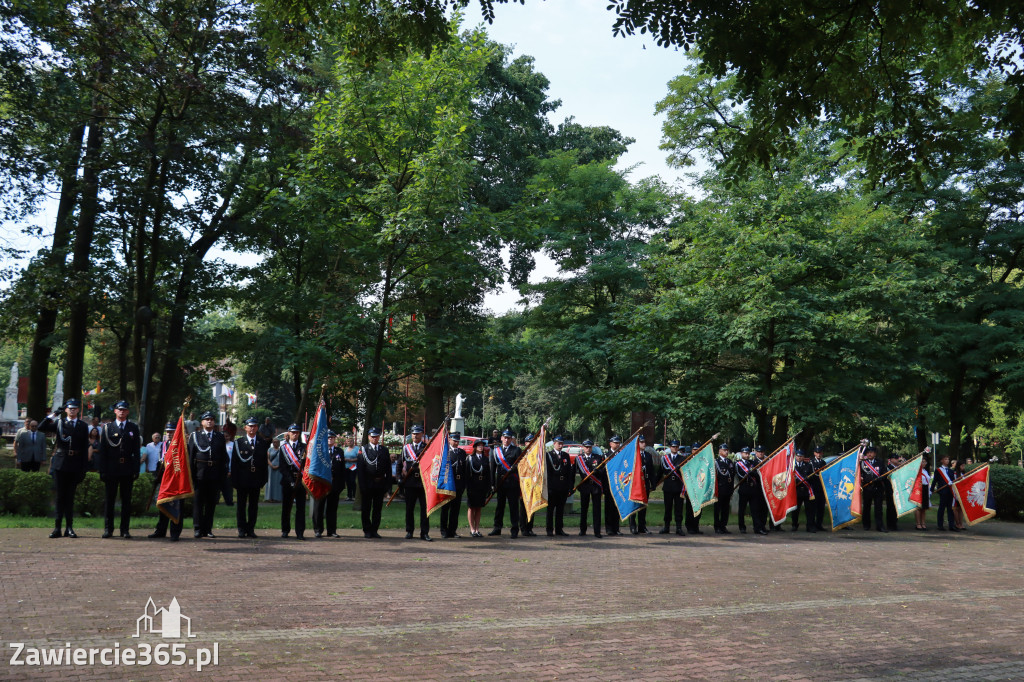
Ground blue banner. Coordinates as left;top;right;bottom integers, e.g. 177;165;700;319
302;400;332;499
606;437;646;521
820;448;862;531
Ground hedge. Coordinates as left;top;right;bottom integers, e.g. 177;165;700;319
990;464;1024;519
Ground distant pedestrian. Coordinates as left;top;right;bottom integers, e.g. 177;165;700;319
14;419;47;472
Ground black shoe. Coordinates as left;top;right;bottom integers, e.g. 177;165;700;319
147;532;166;539
194;531;203;538
714;528;723;534
739;528;747;534
524;530;536;537
659;527;670;534
547;530;554;537
281;532;289;538
315;532;322;538
579;529;587;536
451;532;461;538
65;529;77;538
593;532;602;538
676;529;686;536
755;530;768;535
556;530;568;536
421;534;432;542
487;529;501;536
364;532;373;538
877;528;887;533
169;535;180;542
371;532;382;538
248;531;259;538
206;532;217;539
510;531;518;539
102;530;113;538
329;533;341;538
807;528;816;533
49;529;61;539
405;531;414;539
630;528;639;535
296;534;305;540
641;528;651;535
238;530;247;538
121;532;132;539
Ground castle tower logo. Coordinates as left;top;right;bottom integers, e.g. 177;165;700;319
133;597;196;639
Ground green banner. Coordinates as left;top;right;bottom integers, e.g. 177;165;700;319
889;455;924;518
681;443;717;513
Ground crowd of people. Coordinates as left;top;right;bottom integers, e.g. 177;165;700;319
21;399;975;541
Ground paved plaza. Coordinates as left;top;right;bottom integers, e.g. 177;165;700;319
2;521;1023;681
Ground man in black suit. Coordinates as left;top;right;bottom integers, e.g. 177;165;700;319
97;400;142;538
279;424;307;539
629;435;655;534
38;398;91;538
312;431;345;538
659;440;687;535
545;435;573;537
149;421;184;541
188;411;229;538
357;427;392;538
439;431;467;538
231;417;269;538
489;429;522;538
402;425;432;541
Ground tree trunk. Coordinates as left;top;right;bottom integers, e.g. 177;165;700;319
64;110;105;404
26;124;85;418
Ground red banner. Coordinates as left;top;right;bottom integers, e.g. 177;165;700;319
758;438;797;525
420;427;455;516
156;414;193;523
951;464;996;526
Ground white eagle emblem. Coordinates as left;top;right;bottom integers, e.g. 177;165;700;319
967;481;986;508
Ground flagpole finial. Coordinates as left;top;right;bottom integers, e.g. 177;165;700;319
183;396;191;409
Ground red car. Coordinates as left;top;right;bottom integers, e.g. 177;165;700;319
457;435;491;456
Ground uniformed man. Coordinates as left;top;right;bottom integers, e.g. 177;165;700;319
659;440;686;535
603;435;623;536
752;445;773;533
312;431;345;538
713;442;735;534
734;447;760;534
576;439;602;537
931;454;958;532
545;435;573;536
38;398;91;538
792;449;816;532
489;429;522;537
96;400;142;538
629;435;655;534
402;425;431;541
810;445;827;531
232;417;269;538
684;444;704;534
188;411;229;538
279;424;307;539
357;427;391;537
860;445;886;532
439;431;467;538
883;452;902;531
148;422;183;541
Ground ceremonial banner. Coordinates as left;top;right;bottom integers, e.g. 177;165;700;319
518;425;548;522
820;446;862;531
951;464;997;526
302;399;332;500
606;436;647;521
888;455;924;518
759;438;797;525
681;441;717;513
156;414;193;524
421;424;456;516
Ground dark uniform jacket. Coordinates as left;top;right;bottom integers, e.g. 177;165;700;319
714;455;735;488
810;456;827;494
546;448;573;493
794;460;815;500
401;440;428;489
188;429;229;483
328;446;347;493
38;415;91;474
661;451;686;495
466;452;491;493
231;435;270;489
576;450;605;494
96;420;142;478
357;442;392;489
640;447;657;491
735;456;759;491
278;439;306;488
450;446;468;493
490;444;522;491
860;457;883;491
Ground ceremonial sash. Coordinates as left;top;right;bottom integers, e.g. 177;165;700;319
793;469;815;499
937;466;953;486
404;443;420;462
281;441;301;470
736;459;751;476
862;459;880;477
493;446;512;472
577;455;602;489
662;453;682;480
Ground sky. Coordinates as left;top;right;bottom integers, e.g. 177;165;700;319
476;0;689;313
1;1;690;313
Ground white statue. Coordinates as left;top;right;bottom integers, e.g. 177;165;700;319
51;371;64;412
2;362;19;420
454;393;464;419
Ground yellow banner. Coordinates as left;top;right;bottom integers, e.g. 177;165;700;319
518;425;548;521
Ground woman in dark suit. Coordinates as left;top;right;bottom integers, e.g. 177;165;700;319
465;440;491;537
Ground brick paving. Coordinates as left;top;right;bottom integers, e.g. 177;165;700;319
2;521;1023;681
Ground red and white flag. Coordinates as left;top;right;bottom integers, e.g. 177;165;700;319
951;465;996;526
759;438;797;525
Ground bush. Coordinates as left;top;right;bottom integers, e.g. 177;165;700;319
0;469;17;513
989;464;1024;519
131;475;158;516
74;472;105;517
11;472;53;516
